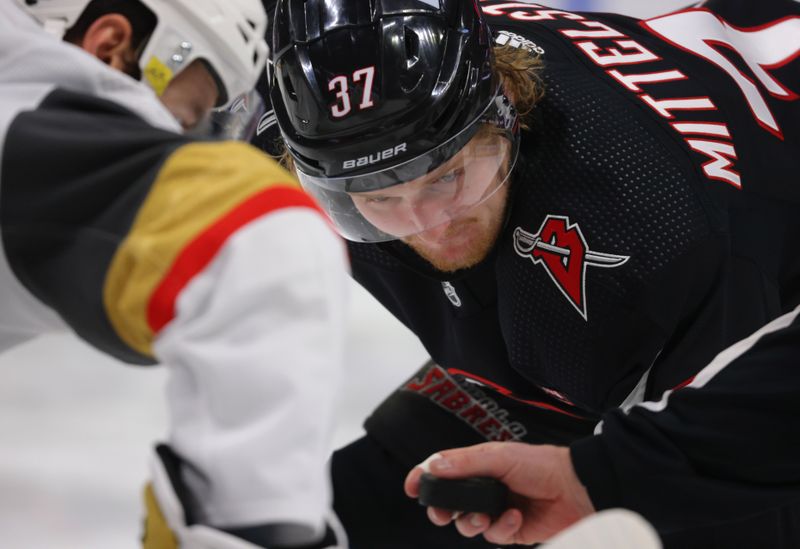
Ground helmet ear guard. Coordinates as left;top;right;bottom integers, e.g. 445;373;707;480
16;0;268;107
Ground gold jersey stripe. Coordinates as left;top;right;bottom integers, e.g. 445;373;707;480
142;483;178;549
147;185;320;334
103;141;308;357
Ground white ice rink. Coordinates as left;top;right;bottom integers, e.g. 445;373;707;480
1;1;689;547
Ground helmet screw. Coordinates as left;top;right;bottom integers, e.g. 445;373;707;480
169;41;194;69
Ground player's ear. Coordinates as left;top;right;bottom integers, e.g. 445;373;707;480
78;14;136;72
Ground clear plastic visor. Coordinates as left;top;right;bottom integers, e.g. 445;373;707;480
187;89;265;141
296;95;520;243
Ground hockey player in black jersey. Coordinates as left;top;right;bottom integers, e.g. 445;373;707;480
267;0;800;547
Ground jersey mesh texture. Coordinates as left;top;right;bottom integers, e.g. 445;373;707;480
498;58;712;408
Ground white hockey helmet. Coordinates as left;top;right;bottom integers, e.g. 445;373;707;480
16;0;268;107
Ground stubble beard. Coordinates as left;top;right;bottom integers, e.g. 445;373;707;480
403;189;509;273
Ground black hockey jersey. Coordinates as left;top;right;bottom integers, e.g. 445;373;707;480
346;0;800;464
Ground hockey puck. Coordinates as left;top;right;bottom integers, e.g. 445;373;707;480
418;473;509;516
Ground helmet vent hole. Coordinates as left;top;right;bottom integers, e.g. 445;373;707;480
404;26;420;68
283;74;298;102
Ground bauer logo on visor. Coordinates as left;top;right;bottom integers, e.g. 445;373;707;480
343;143;408;170
296;88;520;243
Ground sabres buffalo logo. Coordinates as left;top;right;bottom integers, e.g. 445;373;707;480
513;215;630;320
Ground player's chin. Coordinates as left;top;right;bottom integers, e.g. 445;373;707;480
406;236;491;273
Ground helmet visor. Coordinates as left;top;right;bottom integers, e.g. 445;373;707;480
296;93;520;243
187;89;265;141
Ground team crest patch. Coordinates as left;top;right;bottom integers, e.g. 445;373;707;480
513;215;630;320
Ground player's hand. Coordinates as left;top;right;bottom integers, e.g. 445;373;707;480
404;442;595;546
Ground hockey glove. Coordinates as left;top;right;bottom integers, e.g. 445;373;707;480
142;444;347;549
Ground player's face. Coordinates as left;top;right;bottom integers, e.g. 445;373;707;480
350;132;512;272
159;60;220;131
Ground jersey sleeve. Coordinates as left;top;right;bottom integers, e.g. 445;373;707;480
153;198;349;529
570;305;800;539
1;89;188;363
2;88;338;361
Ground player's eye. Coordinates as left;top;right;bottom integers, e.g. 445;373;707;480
430;168;463;188
362;195;399;205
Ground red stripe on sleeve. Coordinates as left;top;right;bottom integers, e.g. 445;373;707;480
447;368;589;420
147;186;323;333
672;375;697;391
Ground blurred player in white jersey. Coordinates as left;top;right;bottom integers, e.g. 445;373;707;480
1;1;348;547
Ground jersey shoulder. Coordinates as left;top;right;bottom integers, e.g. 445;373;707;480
482;1;800;200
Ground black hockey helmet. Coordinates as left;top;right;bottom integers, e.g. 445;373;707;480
271;0;520;242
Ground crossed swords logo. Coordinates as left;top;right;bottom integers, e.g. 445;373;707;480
513;215;630;320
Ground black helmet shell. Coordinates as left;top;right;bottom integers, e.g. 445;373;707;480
271;0;496;179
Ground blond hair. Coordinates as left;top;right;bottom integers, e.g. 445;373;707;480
279;45;544;170
492;44;545;129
